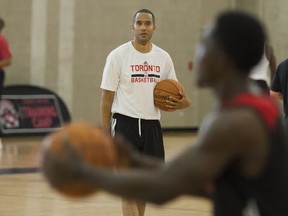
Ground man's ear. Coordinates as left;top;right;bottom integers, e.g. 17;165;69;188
215;49;234;72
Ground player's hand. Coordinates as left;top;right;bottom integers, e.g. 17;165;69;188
166;91;191;110
113;134;138;168
41;137;86;188
113;134;162;169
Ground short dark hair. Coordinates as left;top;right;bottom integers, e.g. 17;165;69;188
133;9;155;25
211;11;266;72
0;17;5;30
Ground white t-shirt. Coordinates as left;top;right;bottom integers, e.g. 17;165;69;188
101;41;177;120
249;52;270;84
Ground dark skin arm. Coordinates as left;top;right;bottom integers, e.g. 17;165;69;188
113;134;163;169
270;90;283;100
265;44;277;83
42;108;268;204
91;109;268;204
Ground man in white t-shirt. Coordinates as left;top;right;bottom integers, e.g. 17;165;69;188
100;8;191;216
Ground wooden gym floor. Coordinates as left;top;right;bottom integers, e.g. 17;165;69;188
0;132;212;216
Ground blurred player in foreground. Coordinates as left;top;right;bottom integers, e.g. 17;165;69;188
43;11;288;216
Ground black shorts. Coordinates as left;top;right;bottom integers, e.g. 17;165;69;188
112;113;164;160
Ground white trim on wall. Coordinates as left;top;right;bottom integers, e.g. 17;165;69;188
30;0;47;86
57;0;75;113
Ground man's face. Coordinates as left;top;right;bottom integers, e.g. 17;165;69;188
132;12;155;45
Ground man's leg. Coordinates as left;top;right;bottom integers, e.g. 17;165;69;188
136;201;146;216
122;199;146;216
112;115;145;216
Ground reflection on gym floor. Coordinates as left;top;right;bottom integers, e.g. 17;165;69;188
0;133;212;216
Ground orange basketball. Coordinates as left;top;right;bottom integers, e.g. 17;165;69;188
41;122;116;198
154;79;184;112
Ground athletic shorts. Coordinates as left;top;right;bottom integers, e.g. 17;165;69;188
111;113;164;160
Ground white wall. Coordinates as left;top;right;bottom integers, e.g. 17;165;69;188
1;0;286;127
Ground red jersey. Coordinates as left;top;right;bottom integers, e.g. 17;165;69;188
213;94;288;216
0;34;12;62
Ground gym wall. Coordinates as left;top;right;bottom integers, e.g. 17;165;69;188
0;0;286;128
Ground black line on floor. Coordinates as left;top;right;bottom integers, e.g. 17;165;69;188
0;167;42;175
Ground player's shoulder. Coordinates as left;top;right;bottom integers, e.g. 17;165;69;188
198;108;259;152
218;108;253;128
202;108;265;149
201;108;249;131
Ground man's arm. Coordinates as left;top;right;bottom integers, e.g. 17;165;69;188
265;45;276;82
270;90;283;100
81;109;266;203
0;58;11;68
100;89;115;131
270;90;284;113
44;108;267;204
166;91;192;110
114;134;164;169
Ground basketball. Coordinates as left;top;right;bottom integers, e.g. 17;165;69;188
41;122;116;198
154;79;184;112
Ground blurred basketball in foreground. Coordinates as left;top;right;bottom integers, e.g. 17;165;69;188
41;122;116;198
154;79;184;111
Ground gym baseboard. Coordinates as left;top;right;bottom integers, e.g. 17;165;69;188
162;127;199;133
